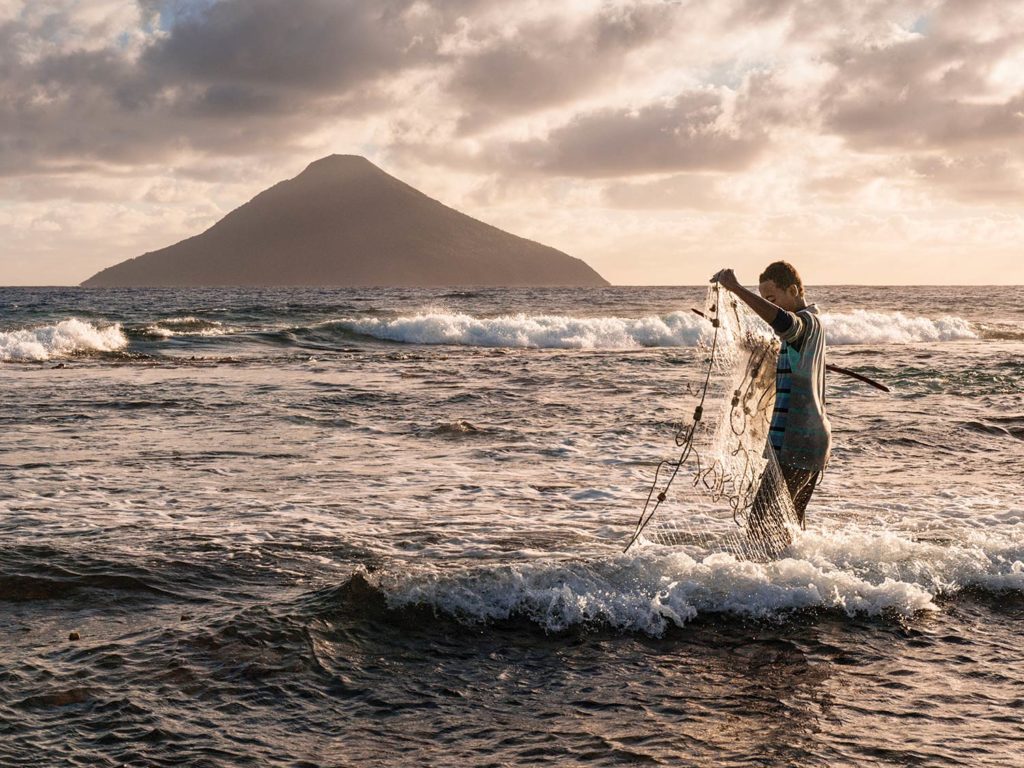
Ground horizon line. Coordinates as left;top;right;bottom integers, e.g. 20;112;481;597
2;283;1022;289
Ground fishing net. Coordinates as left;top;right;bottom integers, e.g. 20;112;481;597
625;284;802;560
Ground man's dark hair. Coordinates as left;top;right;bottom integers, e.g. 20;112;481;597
759;261;804;297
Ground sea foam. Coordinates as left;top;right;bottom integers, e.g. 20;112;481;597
141;317;233;338
0;319;128;362
329;309;979;349
820;310;977;344
332;310;708;349
381;525;1023;635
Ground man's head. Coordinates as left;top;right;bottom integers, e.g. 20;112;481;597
758;261;805;311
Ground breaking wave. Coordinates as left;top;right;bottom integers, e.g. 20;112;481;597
3;308;992;359
0;319;127;362
327;311;707;349
323;309;981;349
821;310;978;344
374;526;1024;635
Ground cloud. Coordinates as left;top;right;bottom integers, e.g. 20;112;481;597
141;0;432;91
492;88;769;177
820;5;1024;151
602;173;741;210
446;3;675;132
0;0;457;174
909;152;1024;204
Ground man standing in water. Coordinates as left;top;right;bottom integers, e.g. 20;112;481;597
712;262;831;547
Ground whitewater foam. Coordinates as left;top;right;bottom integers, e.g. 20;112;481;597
381;525;1024;635
0;319;128;362
10;308;979;356
821;310;977;344
330;311;709;349
324;309;979;349
140;317;234;338
793;526;1024;593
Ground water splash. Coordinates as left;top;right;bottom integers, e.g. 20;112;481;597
0;319;127;361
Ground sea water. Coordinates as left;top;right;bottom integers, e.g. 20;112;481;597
1;286;1022;766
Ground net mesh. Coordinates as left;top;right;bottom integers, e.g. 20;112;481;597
626;284;802;561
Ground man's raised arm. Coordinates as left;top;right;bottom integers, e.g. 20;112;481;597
711;268;782;326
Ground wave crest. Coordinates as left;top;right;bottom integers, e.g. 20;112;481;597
821;310;978;344
138;317;233;338
382;553;934;635
0;319;128;362
375;527;1023;635
320;309;982;349
327;311;708;349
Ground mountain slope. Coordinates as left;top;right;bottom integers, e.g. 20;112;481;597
81;155;608;287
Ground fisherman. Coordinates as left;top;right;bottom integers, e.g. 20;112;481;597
711;262;831;550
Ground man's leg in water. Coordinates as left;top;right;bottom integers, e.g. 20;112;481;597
746;464;817;554
788;468;820;528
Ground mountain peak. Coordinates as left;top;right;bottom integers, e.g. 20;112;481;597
301;153;377;174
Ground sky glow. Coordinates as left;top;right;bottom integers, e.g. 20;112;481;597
1;0;1023;285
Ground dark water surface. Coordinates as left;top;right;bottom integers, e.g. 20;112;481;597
2;286;1022;766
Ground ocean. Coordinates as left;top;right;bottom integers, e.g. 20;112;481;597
1;285;1022;767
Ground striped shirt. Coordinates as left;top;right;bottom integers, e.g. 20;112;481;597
768;309;808;456
769;339;792;454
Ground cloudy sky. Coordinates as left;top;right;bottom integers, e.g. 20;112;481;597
2;0;1023;285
